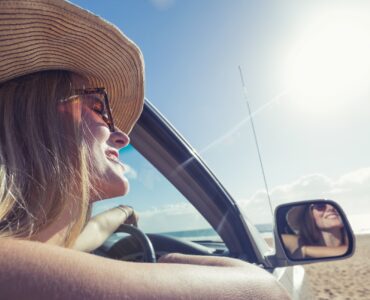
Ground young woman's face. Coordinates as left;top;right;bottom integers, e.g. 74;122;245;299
81;98;130;201
311;204;343;231
59;91;131;201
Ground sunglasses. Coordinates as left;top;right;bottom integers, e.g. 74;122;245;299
310;203;327;212
59;87;115;132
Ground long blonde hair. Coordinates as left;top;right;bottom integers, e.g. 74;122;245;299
0;70;91;247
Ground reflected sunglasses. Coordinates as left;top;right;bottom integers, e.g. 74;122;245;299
59;87;115;132
310;203;327;212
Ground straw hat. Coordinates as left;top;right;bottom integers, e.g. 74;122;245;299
286;205;307;232
0;0;144;134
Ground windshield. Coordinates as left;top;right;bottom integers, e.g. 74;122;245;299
93;144;221;242
81;0;370;243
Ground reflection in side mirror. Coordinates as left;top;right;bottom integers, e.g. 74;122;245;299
276;200;353;261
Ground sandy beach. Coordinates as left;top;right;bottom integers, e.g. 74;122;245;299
303;233;370;299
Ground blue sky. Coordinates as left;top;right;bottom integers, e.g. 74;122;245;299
72;0;370;232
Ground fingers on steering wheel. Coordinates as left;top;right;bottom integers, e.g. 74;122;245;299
121;207;138;227
117;205;138;227
126;211;139;227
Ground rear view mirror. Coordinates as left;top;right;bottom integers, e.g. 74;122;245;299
275;200;354;261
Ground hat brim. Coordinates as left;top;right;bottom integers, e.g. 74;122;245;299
286;205;307;232
0;0;144;134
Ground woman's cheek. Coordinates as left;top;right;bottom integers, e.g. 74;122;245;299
58;101;82;122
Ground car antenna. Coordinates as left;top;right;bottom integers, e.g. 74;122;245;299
238;65;274;217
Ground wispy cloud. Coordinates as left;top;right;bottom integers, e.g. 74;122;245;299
138;203;210;233
238;167;370;230
123;164;138;179
93;167;370;234
138;168;370;233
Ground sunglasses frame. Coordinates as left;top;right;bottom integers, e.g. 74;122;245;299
310;203;327;212
59;87;115;132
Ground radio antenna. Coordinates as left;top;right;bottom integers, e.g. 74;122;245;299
238;66;273;216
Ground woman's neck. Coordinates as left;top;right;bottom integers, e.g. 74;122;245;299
321;228;342;246
32;222;69;246
31;204;76;247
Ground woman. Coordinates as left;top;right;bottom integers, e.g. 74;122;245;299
282;203;348;259
0;0;290;299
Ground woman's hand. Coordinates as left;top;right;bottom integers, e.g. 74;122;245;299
73;205;139;252
116;205;139;227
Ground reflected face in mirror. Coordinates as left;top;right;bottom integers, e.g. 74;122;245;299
310;203;343;231
279;201;349;260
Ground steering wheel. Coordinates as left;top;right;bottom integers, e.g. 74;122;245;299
114;224;156;263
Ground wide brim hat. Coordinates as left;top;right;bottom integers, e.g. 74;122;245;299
0;0;144;134
286;205;307;232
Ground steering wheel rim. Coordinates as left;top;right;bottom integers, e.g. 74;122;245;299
115;224;156;263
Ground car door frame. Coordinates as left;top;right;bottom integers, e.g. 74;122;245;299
130;100;268;265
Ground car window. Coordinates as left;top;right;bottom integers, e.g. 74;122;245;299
93;144;221;242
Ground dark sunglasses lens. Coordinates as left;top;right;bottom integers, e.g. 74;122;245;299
312;203;326;211
82;94;114;131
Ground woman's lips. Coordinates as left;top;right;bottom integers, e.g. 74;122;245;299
106;149;120;164
105;149;126;170
326;213;339;219
106;149;119;159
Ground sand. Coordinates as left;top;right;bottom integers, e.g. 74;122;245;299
303;234;370;299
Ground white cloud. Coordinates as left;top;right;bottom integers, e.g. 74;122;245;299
138;203;210;233
149;0;175;10
238;167;370;232
124;164;162;190
94;167;370;234
123;164;138;179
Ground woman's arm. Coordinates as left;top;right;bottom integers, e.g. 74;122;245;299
281;234;300;254
159;252;253;267
301;245;348;258
73;206;138;252
281;234;348;259
0;239;290;300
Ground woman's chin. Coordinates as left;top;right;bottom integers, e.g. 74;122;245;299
90;177;129;201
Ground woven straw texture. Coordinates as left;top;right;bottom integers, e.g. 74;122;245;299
0;0;144;133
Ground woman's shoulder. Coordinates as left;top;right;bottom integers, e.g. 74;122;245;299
281;233;299;243
0;237;81;259
0;238;125;299
281;234;300;251
0;238;120;274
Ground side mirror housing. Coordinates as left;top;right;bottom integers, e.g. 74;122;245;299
266;199;355;267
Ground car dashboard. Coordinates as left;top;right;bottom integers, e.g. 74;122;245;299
95;233;229;262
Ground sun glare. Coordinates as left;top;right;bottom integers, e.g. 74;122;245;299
284;9;370;115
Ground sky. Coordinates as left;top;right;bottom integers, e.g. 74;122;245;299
72;0;370;233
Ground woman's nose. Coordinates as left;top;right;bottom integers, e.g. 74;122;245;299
326;204;335;212
109;129;130;149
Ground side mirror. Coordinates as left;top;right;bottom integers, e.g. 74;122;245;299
266;199;355;267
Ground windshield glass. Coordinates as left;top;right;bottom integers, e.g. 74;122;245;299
93;145;221;242
80;0;370;244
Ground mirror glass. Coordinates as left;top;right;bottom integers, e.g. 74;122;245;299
277;201;350;260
